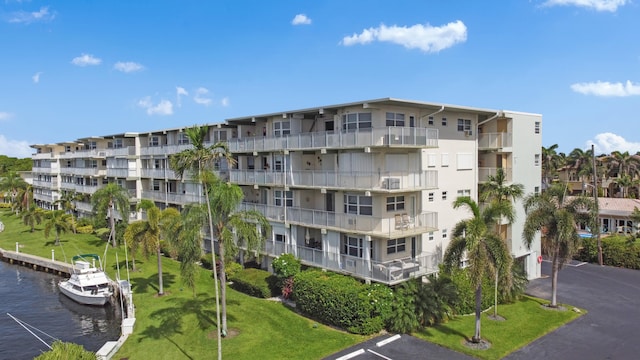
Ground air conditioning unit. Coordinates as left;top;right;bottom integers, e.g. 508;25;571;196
464;130;473;137
384;178;401;189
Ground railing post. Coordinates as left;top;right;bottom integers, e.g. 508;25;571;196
16;242;19;253
52;249;55;261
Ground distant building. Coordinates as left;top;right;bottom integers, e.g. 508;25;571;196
31;98;542;282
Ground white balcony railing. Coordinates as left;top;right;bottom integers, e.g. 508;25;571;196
106;168;132;178
32;179;57;189
60;183;100;195
140;168;179;179
32;166;58;174
478;167;513;182
109;146;136;157
478;132;512;150
59;167;106;177
140;191;205;204
229;170;437;191
139;144;193;156
228;127;438;153
58;149;108;159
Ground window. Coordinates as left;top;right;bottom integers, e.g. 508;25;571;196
387;238;406;254
535;154;540;166
87;141;97;150
274;121;291;137
149;136;160;147
428;232;434;241
386;196;405;211
275;234;286;242
90;160;97;168
427;153;437;167
90;178;98;186
342;113;372;131
457;189;471;197
442;229;447;239
274;190;293;207
344;194;373;215
212;130;227;142
428;116;434;125
441;153;450;167
113;139;123;148
534;186;540;194
178;133;190;145
535;121;540;134
343;235;363;257
442;191;447;201
428;192;434;202
441;117;447;126
457;119;472;132
65;145;71;152
386;112;405;126
152;180;161;191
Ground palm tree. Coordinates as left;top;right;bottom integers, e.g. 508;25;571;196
0;171;27;212
523;183;595;307
169;204;208;295
169;124;235;358
44;210;71;246
541;144;563;189
14;183;34;214
613;174;639;198
91;183;130;247
124;200;180;295
55;191;82;233
22;205;44;232
442;196;513;343
207;175;270;336
567;148;594;195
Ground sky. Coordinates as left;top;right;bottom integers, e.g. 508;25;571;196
1;0;639;158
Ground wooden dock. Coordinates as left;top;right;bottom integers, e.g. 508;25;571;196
0;247;75;276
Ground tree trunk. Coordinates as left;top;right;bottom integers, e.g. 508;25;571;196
473;284;482;343
551;255;559;307
219;236;227;336
157;246;164;295
202;176;222;360
109;201;117;247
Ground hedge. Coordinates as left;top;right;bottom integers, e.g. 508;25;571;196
293;270;392;335
577;235;640;269
229;268;279;299
447;267;493;315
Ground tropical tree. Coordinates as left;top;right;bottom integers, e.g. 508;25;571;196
14;183;34;214
567;148;594;195
91;183;130;247
613;174;639;198
123;200;181;295
442;197;513;343
169;124;235;358
44;210;72;246
22;205;44;232
541;144;564;189
55;190;82;233
169;204;208;295
207;175;270;336
523;183;595;307
0;171;27;211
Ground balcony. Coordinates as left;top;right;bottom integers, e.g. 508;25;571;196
34;192;56;202
32;152;55;160
229;170;437;191
32;179;57;189
141;191;205;204
140;168;179;179
32;166;58;174
59;167;107;177
228;127;439;153
109;146;136;157
60;183;100;195
58;149;108;159
238;202;437;238
75;201;93;213
139;144;193;156
478;167;512;183
478;132;512;150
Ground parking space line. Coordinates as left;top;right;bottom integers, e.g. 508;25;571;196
367;349;393;360
335;349;365;360
376;334;401;347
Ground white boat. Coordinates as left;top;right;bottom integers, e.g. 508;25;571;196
58;254;114;306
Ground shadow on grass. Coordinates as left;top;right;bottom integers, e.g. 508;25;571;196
138;292;222;357
131;272;177;294
421;322;471;342
44;239;69;246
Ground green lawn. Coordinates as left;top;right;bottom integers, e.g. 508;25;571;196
0;210;365;359
415;296;584;359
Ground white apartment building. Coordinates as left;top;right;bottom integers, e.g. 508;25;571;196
31;98;542;284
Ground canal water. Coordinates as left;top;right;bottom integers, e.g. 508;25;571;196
0;260;121;359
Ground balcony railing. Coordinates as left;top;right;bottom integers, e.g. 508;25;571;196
140;191;205;204
75;201;93;213
478;132;512;150
32;166;58;174
34;192;55;202
139;143;193;156
58;149;108;159
109;146;136;157
238;202;437;237
60;183;100;195
59;167;107;177
228;127;438;153
32;152;55;159
478;167;513;182
140;168;179;179
32;180;57;189
229;170;437;191
106;168;133;178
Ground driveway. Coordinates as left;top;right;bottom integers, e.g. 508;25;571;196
326;261;640;359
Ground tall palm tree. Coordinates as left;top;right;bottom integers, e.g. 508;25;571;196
607;151;640;178
567;148;594;195
91;183;130;247
14;183;34;214
442;196;513;343
0;171;27;212
55;190;82;233
523;183;595;307
169;204;208;296
613;174;639;198
541;144;563;189
124;200;180;295
169;124;234;358
44;210;72;246
22;205;44;232
207;175;270;336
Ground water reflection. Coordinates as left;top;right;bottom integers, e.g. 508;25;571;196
57;294;122;336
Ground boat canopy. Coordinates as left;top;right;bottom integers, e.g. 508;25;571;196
72;254;101;262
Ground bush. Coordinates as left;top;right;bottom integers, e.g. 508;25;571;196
0;202;11;209
229;268;279;298
293;270;391;335
75;225;94;234
447;267;492;315
94;228;110;240
200;255;213;270
576;235;640;269
225;261;243;280
272;253;301;279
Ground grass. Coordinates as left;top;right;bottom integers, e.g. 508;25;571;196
415;296;585;359
0;209;585;359
0;210;365;359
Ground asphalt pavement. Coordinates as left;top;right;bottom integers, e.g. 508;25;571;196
325;260;640;360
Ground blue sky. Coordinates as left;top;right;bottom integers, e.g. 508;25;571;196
1;0;639;158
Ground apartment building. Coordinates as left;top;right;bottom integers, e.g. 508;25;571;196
31;98;542;283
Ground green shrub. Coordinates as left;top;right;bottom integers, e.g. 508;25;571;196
94;228;110;240
225;261;243;279
0;202;11;209
293;270;390;335
34;341;97;360
272;253;301;279
447;267;492;315
76;225;94;234
229;268;279;298
576;235;640;269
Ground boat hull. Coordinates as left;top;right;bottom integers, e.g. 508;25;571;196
58;281;111;306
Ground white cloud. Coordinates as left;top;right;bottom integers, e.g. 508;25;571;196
7;6;55;24
341;21;467;53
570;80;640;97
194;87;212;106
32;72;42;83
71;53;102;67
0;112;13;121
542;0;628;12
221;97;230;107
0;134;32;158
176;86;188;107
587;133;640;154
137;97;173;116
113;61;144;73
292;14;311;25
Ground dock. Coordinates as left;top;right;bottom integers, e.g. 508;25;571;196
0;247;75;276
